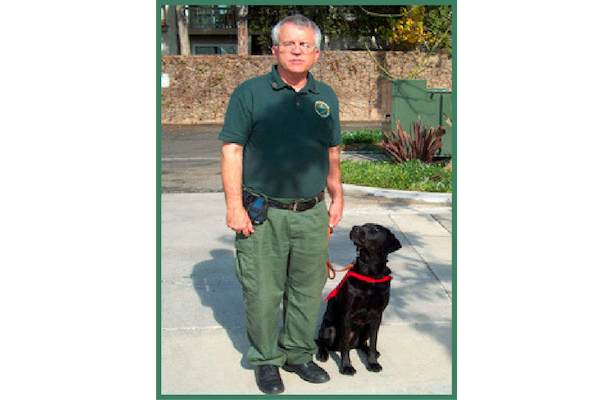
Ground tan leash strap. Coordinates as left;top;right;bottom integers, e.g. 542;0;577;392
326;227;354;280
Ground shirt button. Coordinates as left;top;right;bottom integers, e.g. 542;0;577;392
272;82;278;88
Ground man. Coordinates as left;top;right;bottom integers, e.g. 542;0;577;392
219;14;343;395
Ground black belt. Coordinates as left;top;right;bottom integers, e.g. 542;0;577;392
267;191;325;212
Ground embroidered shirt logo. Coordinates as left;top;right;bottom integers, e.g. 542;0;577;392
314;101;330;118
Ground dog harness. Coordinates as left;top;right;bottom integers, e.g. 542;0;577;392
325;270;393;301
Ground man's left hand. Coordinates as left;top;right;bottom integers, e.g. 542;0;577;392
328;198;343;228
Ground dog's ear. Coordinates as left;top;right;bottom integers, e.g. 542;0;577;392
384;233;402;255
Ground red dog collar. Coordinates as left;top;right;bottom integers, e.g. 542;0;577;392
325;271;392;301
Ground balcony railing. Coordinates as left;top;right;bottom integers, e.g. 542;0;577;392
187;5;235;30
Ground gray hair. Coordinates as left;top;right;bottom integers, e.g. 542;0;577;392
272;14;322;49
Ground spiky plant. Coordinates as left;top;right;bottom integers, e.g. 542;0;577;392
382;117;446;163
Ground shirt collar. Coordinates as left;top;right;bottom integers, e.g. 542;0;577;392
269;65;319;94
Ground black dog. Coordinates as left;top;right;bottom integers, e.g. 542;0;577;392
316;223;401;375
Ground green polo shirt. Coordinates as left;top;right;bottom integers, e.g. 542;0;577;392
219;65;342;199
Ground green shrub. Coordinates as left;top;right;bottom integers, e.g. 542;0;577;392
341;129;384;145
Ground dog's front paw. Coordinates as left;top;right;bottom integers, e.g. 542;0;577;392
367;362;382;372
316;348;329;362
341;365;356;375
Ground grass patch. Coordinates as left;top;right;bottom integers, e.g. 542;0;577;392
341;159;452;193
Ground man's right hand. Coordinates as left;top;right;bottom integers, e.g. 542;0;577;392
221;142;254;237
226;205;255;237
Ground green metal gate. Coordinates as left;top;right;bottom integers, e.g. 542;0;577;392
391;79;453;158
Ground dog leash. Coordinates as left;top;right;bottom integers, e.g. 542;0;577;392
326;227;354;280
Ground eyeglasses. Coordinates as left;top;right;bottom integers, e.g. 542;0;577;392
277;41;316;53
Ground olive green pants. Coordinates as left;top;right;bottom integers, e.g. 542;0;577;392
234;200;329;366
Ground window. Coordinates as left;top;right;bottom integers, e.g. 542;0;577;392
193;45;237;55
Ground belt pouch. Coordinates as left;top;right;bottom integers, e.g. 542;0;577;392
242;190;269;225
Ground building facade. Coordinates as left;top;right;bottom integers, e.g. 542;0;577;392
161;5;243;55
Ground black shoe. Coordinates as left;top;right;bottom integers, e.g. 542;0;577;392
255;364;285;394
282;361;330;383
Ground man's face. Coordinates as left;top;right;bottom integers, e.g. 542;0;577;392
272;22;320;77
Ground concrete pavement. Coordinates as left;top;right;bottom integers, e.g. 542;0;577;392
160;191;453;395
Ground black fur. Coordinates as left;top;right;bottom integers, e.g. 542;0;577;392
316;223;401;375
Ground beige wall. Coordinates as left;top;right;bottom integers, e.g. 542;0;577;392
161;51;452;124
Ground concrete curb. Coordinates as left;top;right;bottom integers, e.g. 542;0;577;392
342;183;452;206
